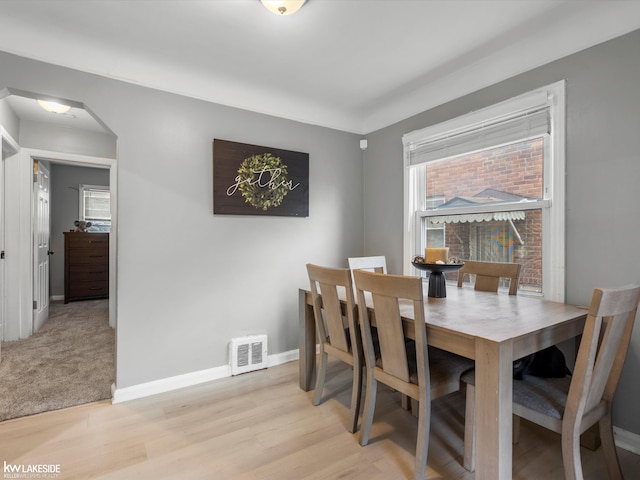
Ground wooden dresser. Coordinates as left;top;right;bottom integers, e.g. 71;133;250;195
64;232;109;303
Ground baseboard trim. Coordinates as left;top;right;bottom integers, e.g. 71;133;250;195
267;348;299;367
112;365;231;404
112;348;299;404
614;426;640;454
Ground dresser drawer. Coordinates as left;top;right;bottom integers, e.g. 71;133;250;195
68;264;109;282
67;250;109;265
68;281;109;299
66;233;109;248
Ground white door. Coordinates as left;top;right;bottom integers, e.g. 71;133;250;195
33;160;51;333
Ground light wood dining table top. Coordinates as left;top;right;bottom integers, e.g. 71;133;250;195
298;282;588;480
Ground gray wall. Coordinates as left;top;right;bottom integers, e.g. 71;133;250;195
49;163;111;297
0;50;364;388
364;29;640;434
0;96;19;140
20;120;117;159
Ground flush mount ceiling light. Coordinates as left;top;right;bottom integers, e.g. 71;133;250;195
37;99;71;114
260;0;307;16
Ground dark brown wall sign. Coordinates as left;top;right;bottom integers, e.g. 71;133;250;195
213;139;309;217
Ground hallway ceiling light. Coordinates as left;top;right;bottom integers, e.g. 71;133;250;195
260;0;307;16
37;99;71;114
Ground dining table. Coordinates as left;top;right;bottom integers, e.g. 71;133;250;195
298;282;588;480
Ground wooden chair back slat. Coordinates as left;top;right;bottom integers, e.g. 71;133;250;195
319;280;350;352
457;260;521;295
371;292;410;382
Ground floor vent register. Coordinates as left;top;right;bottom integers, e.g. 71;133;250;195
230;335;268;375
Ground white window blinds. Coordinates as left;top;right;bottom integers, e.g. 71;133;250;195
407;106;550;166
82;188;111;220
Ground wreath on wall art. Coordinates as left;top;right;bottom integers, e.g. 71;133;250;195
237;153;291;211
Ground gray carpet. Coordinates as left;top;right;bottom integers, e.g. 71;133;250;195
0;299;115;422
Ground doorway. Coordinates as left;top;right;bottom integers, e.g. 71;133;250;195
0;89;117;418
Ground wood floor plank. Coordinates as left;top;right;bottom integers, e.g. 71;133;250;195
1;360;638;479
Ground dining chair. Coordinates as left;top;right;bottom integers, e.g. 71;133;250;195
464;284;640;478
353;269;474;480
306;263;363;434
348;255;419;410
457;259;521;470
457;259;521;294
347;255;387;285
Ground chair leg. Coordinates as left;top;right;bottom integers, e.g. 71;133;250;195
463;383;476;472
414;393;431;480
408;398;418;417
359;370;377;446
348;364;363;434
561;421;584;480
313;350;328;406
599;412;624;480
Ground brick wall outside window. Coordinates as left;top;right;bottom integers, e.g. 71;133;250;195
425;138;544;291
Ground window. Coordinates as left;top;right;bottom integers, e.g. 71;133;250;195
403;82;566;300
79;184;111;232
425;195;445;248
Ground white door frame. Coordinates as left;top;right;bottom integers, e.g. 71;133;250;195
0;126;20;349
3;148;117;340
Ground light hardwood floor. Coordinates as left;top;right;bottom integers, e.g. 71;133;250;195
1;360;639;479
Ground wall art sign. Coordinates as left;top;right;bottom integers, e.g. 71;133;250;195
213;139;309;217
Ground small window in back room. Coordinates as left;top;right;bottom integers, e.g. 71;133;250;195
79;184;111;232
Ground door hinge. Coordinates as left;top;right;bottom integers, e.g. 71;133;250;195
0;250;4;259
33;300;37;310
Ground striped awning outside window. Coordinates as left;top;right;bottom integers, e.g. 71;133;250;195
430;210;525;225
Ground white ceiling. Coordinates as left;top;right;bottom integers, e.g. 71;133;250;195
1;0;640;134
